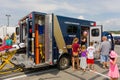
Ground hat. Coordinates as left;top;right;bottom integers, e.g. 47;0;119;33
109;50;118;58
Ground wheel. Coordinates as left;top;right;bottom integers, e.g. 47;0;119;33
57;56;70;70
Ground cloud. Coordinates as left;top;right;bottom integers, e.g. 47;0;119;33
0;0;57;12
1;0;120;15
104;19;120;26
97;18;120;31
1;0;120;14
78;16;85;19
0;0;120;32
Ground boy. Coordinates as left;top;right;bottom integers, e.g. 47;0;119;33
87;42;95;70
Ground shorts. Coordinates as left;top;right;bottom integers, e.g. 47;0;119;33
72;52;78;58
87;59;94;64
100;54;109;63
72;55;79;58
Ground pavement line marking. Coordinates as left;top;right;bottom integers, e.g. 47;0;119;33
90;70;110;79
118;55;120;57
4;69;57;80
4;74;27;80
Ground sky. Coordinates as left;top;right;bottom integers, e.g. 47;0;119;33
0;0;120;31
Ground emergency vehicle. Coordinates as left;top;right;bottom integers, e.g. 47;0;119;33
15;11;113;69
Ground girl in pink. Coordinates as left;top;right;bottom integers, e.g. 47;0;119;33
108;51;119;80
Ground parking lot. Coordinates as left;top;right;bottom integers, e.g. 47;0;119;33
3;45;120;80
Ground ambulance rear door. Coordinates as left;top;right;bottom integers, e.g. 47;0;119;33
45;14;53;64
90;25;102;44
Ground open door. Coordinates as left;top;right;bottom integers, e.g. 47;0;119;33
90;25;102;44
45;14;53;64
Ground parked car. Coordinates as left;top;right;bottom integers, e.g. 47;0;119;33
113;36;120;45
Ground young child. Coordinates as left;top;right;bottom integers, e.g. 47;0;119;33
93;41;100;59
80;45;87;72
87;42;95;70
72;37;80;70
108;50;119;80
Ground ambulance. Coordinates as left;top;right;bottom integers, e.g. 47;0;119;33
15;11;114;69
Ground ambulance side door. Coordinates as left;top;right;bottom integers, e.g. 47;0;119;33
45;14;53;63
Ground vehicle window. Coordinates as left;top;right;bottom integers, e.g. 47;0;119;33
91;29;99;36
0;38;2;46
22;23;27;36
67;25;78;34
16;27;19;35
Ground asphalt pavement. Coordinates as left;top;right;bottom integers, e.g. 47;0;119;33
4;45;120;80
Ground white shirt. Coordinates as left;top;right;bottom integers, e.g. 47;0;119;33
87;46;95;59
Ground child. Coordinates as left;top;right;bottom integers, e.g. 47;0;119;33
87;42;95;70
80;45;87;72
93;41;100;59
108;50;119;80
72;37;80;70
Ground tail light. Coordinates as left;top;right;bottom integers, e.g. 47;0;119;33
29;13;32;19
91;22;96;26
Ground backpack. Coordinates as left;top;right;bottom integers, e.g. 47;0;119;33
6;39;12;46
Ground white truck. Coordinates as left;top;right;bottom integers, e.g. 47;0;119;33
0;26;16;39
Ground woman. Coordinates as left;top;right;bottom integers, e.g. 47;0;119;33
72;37;80;70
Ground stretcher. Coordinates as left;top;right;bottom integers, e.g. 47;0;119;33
0;45;23;74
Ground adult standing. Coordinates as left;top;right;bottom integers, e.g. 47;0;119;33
72;37;80;70
81;31;88;47
99;36;111;69
2;34;9;46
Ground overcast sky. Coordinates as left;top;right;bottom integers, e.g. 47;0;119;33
0;0;120;31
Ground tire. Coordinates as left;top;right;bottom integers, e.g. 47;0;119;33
57;56;70;70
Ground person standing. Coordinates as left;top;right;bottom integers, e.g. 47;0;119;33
5;34;12;46
6;37;12;46
93;41;100;59
108;50;119;80
87;42;95;70
81;31;87;47
72;37;80;70
80;45;87;72
99;36;111;69
2;34;9;46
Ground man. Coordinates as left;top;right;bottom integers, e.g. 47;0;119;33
81;31;87;46
99;36;111;69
